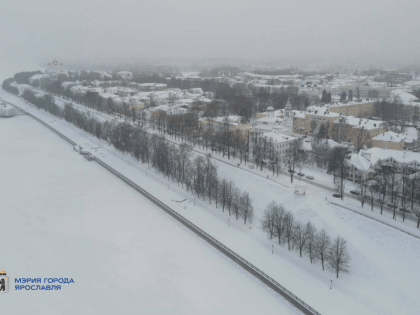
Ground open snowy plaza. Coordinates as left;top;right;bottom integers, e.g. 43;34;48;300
0;115;299;314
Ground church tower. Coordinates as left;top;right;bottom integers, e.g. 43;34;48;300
284;97;292;117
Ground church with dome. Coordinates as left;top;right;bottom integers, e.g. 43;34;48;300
252;97;294;135
46;58;68;78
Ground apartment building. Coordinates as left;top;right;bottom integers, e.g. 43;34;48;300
307;100;376;117
200;115;253;137
248;132;298;159
331;116;385;146
371;131;420;151
292;108;340;135
347;148;420;180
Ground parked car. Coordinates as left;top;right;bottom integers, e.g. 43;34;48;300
288;170;295;174
306;175;314;180
364;195;372;200
399;208;411;213
350;190;360;195
333;193;342;198
297;172;305;176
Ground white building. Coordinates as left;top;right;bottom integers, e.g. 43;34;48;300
45;59;68;78
249;131;298;159
347;148;420;179
390;89;420;105
116;71;133;80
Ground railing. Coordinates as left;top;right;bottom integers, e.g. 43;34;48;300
93;156;321;315
5;104;77;146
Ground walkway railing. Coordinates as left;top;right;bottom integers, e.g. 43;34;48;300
93;156;321;315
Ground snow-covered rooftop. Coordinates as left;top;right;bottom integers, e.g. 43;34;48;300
364;147;420;166
264;132;298;144
348;153;372;171
335;116;384;130
391;89;420;105
372;131;405;142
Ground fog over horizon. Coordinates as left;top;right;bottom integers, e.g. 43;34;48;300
1;0;419;76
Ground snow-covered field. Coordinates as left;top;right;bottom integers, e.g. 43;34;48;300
2;89;420;314
0;115;299;314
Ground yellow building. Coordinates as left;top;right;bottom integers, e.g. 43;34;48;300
326;100;376;116
331;116;386;146
200;116;253;137
308;100;376;117
370;131;419;151
292;108;340;135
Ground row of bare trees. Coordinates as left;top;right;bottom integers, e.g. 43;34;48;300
133;134;254;224
261;202;351;278
357;161;420;226
21;90;255;225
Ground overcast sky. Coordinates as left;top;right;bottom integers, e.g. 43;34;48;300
1;0;419;75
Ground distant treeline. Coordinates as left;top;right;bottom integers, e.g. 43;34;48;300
2;78;19;95
199;66;242;78
14;71;43;85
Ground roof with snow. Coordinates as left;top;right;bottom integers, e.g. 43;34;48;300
362;147;420;166
372;131;405;143
348;154;372;171
255;116;284;124
264;132;298;144
334;116;384;130
391;89;420;105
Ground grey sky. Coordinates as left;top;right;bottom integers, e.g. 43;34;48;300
1;0;419;73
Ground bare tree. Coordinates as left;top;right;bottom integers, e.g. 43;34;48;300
354;126;371;153
327;236;351;278
284;211;295;250
273;204;286;244
231;188;240;219
219;178;229;212
239;191;253;224
359;175;368;208
261;202;277;239
293;222;309;257
304;221;317;263
315;229;331;271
